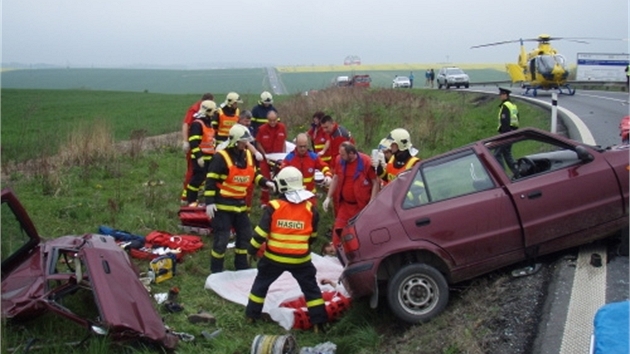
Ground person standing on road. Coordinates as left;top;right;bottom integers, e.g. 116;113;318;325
429;69;435;88
307;111;331;166
323;142;379;247
256;111;287;207
204;124;276;273
245;167;327;332
494;87;520;176
251;91;277;139
280;133;332;203
213;92;242;144
425;69;431;87
625;64;629;90
375;128;420;186
185;100;218;205
180;93;214;202
320;115;354;171
409;72;415;88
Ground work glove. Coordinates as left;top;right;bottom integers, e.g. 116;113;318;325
182;141;190;153
322;197;331;212
317;151;325;156
196;157;205;168
265;181;277;193
323;176;332;186
255;151;264;162
205;204;217;219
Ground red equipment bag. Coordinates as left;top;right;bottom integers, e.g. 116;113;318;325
279;291;352;330
178;205;212;235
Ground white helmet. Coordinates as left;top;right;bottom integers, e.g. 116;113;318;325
275;166;304;193
225;92;243;106
260;91;273;104
199;100;218;116
387;128;412;151
378;138;393;151
228;124;253;145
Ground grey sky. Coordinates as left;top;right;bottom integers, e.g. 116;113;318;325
2;0;628;68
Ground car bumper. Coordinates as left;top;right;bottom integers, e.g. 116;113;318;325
340;261;376;298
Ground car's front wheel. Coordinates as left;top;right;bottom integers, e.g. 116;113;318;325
387;263;449;323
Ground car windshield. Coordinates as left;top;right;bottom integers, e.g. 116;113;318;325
396;77;409;81
446;68;464;75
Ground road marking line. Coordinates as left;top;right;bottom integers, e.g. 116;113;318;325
559;244;607;354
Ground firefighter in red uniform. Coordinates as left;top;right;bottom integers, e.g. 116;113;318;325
185;100;218;205
375;128;420;186
246;166;328;332
212;92;242;144
205;124;276;273
181;93;213;202
255;110;287;206
320;115;354;171
323;142;379;246
280;133;332;202
307;111;331;165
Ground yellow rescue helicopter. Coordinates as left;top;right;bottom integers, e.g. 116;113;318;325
472;34;591;96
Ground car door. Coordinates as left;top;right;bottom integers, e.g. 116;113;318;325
395;149;524;271
501;138;623;249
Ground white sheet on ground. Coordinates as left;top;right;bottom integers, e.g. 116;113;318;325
204;253;345;330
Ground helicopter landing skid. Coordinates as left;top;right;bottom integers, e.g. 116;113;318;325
558;85;576;96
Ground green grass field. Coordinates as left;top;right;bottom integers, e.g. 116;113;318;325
1;86;551;353
1;66;511;95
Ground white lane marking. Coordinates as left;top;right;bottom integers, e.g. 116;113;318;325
559;244;607;354
575;93;629;104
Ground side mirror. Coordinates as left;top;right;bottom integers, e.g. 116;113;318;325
575;145;594;163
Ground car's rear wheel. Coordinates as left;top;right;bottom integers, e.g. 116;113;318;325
438;82;443;89
387;263;449;323
465;84;470;88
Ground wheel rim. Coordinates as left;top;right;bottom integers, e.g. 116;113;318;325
397;274;439;315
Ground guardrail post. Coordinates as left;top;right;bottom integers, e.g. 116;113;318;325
551;92;558;134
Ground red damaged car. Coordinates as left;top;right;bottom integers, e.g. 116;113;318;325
1;188;178;350
337;128;629;323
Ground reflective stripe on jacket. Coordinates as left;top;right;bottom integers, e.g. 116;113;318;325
216;149;255;199
384;156;420;186
497;101;519;131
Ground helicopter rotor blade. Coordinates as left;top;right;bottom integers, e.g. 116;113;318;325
471;38;544;49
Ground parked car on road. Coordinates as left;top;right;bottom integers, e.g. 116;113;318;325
336;128;629;323
437;67;470;89
392;76;411;89
350;74;372;88
1;189;178;350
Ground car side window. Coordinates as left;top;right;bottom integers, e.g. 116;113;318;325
1;202;31;263
403;151;494;209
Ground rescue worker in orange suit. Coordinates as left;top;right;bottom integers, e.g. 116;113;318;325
205;124;276;273
494;87;519;176
320;115;354;171
251;91;277;139
255;110;287;207
181;93;214;202
212;92;242;144
280;133;332;203
237;110;264;212
323;142;379;247
375;128;420;186
185;100;218;205
246;166;328;332
307;111;331;166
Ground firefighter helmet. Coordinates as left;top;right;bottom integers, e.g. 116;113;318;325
225;92;243;106
200;100;218;116
228;124;253;145
275;166;304;193
260;91;273;104
378;138;393;151
387;128;412;151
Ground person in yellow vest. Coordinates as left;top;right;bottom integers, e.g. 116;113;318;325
185;100;218;205
374;129;420;186
245;166;328;332
494;87;520;176
212;92;242;143
205;124;276;273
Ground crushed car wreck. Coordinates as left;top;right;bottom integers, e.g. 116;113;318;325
1;188;178;350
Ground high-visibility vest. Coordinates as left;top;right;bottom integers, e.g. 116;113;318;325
217;108;240;138
216;149;254;199
264;199;314;264
193;119;215;157
497;101;519;130
384;156;420;186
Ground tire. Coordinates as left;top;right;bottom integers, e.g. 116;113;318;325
446;83;450;89
438;82;443;89
386;263;449;323
465;84;470;88
620;226;629;256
